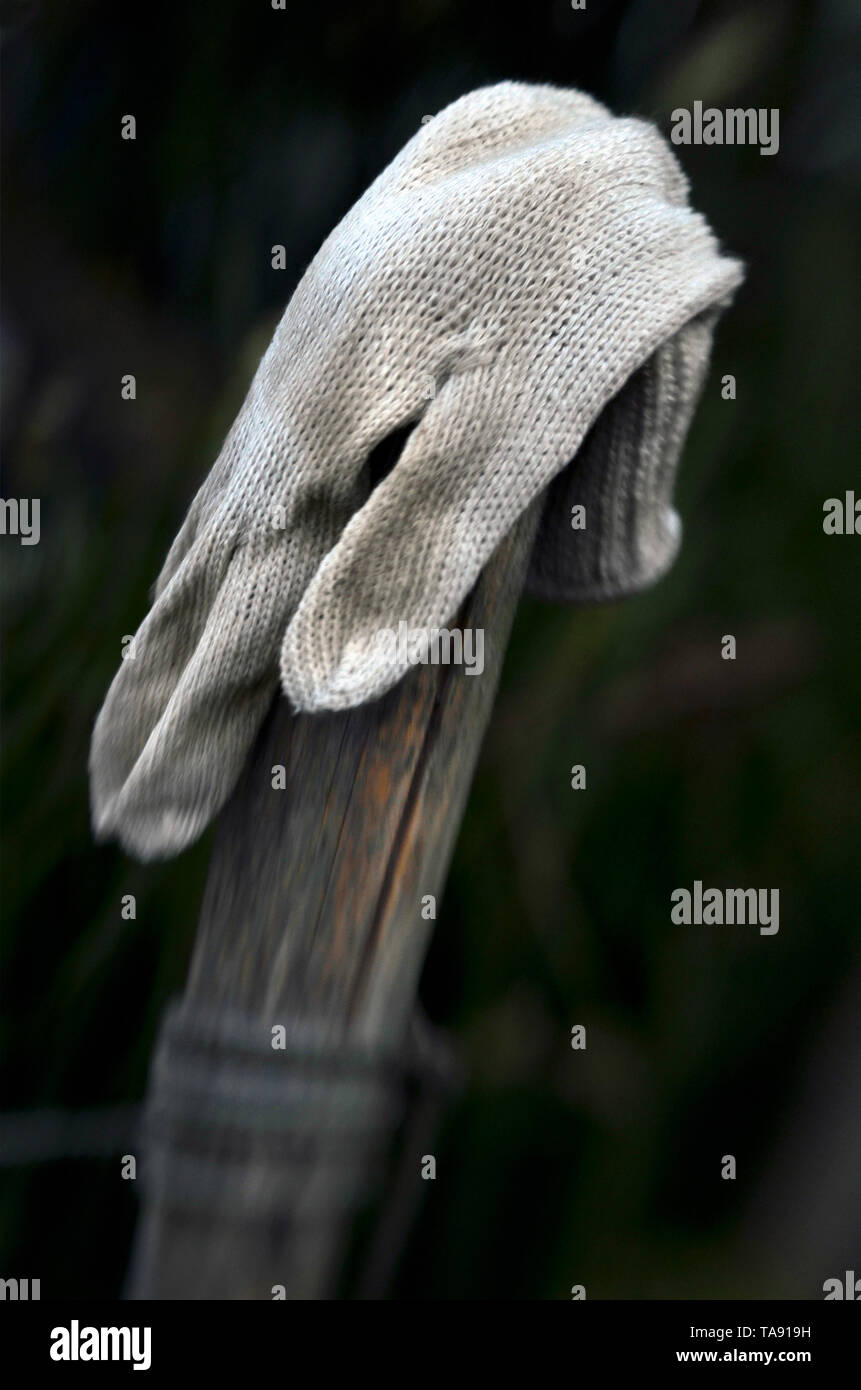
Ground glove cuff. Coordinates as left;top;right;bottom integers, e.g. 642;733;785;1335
525;308;719;604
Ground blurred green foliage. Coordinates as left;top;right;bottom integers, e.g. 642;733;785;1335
2;0;859;1297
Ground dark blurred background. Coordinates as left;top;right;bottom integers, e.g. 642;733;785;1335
2;0;860;1298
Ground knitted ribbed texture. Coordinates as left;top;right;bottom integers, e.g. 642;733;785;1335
90;81;743;860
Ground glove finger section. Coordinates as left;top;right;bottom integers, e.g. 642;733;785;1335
280;365;533;712
152;414;256;599
89;530;240;843
92;541;293;860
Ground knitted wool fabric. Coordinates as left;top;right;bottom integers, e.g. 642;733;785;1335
90;81;743;861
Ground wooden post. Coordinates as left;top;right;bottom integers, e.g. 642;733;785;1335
126;499;542;1300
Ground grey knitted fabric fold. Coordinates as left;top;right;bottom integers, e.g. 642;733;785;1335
90;81;743;861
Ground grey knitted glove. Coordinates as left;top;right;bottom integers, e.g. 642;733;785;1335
90;81;743;861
